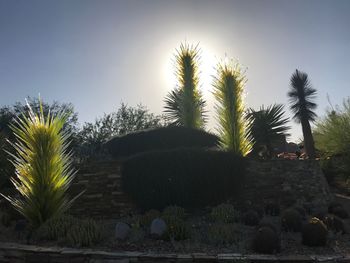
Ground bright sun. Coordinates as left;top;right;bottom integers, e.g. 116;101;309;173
163;44;217;96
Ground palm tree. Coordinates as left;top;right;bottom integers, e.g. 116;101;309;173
247;104;290;157
288;69;317;158
212;59;252;156
164;43;206;128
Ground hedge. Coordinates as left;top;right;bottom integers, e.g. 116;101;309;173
121;148;246;210
104;126;219;158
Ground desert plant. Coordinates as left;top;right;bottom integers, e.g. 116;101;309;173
281;208;303;232
207;223;237;245
36;214;77;240
163;216;190;241
253;226;280;254
66;218;103;247
212;59;252;155
162;205;186;220
302;217;328;246
331;206;349;219
210;203;236;223
264;202;280;216
164;43;206;128
247;104;290;157
288;69;317;158
0;99;80;227
243;209;260;226
138;209;161;227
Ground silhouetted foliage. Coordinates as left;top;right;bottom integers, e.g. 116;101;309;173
77;103;167;159
247;104;290;157
105;126;219;158
121;148;246;210
164;43;206;128
212;60;252;155
288;69;317;158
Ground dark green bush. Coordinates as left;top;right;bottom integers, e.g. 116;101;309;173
105;126;219;158
281;208;303;232
66;219;103;247
253;226;280;254
210;203;237;223
302;217;328;247
36;215;77;240
122;148;246;210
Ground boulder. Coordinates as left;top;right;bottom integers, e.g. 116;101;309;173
150;218;167;238
115;222;131;241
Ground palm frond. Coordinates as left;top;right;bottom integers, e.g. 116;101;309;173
247;104;290;154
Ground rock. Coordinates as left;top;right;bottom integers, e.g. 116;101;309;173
115;222;131;241
150;218;167;238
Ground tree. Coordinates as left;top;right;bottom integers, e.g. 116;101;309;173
164;43;206;128
77;103;167;157
247;104;290;157
212;59;252;156
1;99;79;227
288;69;317;158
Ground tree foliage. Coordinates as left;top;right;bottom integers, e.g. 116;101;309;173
164;43;206;128
212;59;252;156
1;99;79;227
288;69;317;158
77;103;167;157
314;98;350;155
247;104;290;156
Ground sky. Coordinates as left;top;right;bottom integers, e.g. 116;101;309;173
1;0;349;142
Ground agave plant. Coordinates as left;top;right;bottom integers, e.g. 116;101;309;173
212;59;252;155
1;99;80;227
247;104;290;157
164;43;206;128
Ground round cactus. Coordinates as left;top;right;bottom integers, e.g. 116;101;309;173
253;226;280;254
302;217;328;247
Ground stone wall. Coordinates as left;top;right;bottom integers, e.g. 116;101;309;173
69;159;332;218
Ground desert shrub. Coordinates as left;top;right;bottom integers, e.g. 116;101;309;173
243;210;260;226
302;217;328;247
138;210;161;227
207;223;237;245
323;215;345;234
264;202;280;216
163;216;190;241
162;206;186;220
253;226;280;254
210;203;236;223
258;218;278;233
106;126;219;158
281;208;303;232
122;148;246;210
37;215;77;240
66;218;103;247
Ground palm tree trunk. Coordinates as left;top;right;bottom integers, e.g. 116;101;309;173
301;118;316;158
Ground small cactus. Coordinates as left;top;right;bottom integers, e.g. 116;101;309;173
302;217;328;247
